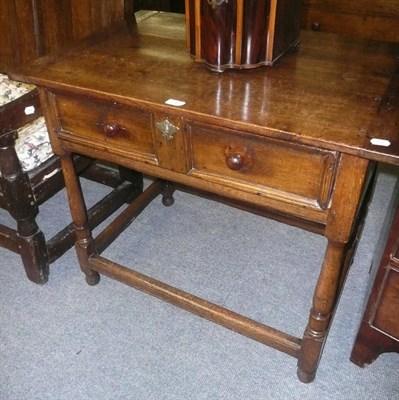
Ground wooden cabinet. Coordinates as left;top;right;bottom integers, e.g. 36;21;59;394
351;177;399;366
0;0;133;72
301;0;399;42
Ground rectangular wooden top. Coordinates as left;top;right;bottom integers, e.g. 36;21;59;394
10;13;399;165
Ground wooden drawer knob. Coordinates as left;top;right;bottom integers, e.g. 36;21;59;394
226;152;245;170
311;22;321;31
225;145;252;171
103;122;122;137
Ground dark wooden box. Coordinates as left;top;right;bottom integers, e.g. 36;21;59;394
185;0;302;72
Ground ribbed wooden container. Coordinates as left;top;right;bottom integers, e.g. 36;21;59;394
185;0;302;72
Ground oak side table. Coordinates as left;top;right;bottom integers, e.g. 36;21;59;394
11;13;399;382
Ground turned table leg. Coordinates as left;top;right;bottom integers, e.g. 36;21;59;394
160;180;175;206
297;240;346;382
61;152;99;285
297;154;372;382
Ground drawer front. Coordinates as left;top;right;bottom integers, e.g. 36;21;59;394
373;267;399;339
188;124;337;210
55;93;157;163
302;1;399;42
52;92;337;214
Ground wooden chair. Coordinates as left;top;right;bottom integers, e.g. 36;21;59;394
0;73;143;284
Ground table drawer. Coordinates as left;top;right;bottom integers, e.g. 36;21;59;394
188;124;337;210
54;93;157;163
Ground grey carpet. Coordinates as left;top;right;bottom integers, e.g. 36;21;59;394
1;165;398;400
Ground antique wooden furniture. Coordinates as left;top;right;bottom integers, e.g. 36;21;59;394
0;74;143;284
0;0;141;284
301;0;399;43
10;13;399;381
185;0;302;71
0;0;133;73
351;178;399;366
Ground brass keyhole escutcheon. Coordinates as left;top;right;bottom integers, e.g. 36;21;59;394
155;118;180;141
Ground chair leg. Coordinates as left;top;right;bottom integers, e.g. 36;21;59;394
17;218;49;284
0;131;49;283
